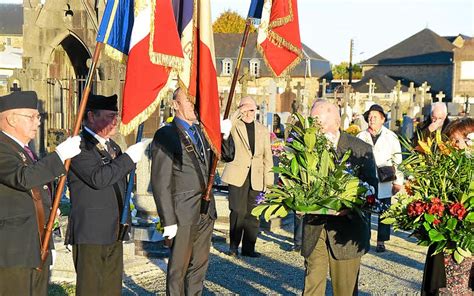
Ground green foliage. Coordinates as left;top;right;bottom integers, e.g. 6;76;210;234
382;132;474;263
48;282;75;295
212;10;256;33
331;62;362;80
252;113;368;221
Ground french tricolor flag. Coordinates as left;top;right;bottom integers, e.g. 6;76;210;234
97;0;184;135
96;0;221;155
174;0;221;156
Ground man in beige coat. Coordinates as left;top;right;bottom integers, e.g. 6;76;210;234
221;96;273;257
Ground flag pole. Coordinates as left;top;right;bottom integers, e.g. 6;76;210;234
39;42;104;268
118;122;144;241
201;18;253;210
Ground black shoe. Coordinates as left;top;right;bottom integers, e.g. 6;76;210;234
375;244;386;253
241;251;261;258
292;245;301;252
227;249;239;258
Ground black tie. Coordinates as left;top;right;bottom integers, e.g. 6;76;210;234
105;141;116;159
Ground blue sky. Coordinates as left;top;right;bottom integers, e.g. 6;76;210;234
2;0;473;64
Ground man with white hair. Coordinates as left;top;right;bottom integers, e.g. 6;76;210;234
221;96;273;258
413;102;449;146
301;100;378;295
0;91;81;295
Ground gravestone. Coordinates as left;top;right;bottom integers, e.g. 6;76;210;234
267;79;277;114
320;78;328;99
239;67;255;97
133;141;162;244
367;79;377;101
435;91;446;103
401;115;414;139
390;81;403;131
279;76;296;113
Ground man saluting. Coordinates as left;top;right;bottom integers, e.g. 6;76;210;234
0;91;81;295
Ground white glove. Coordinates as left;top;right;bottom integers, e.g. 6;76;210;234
220;118;232;140
125;139;152;163
163;224;178;239
55;136;81;162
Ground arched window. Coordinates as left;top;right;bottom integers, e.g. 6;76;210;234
249;58;260;77
222;58;233;76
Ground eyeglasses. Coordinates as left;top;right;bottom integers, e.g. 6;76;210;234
14;113;41;121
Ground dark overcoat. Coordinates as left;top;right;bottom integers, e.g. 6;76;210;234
0;131;65;267
302;132;378;260
66;130;135;244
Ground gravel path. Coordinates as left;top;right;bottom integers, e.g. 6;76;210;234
117;216;426;295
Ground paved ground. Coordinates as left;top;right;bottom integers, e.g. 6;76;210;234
51;215;427;295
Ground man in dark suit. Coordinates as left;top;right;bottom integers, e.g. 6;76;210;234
0;91;80;295
302;100;378;295
151;88;219;295
66;94;148;295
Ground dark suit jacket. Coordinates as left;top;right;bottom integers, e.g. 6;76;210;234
0;131;65;267
301;132;378;260
66;130;135;245
151;120;217;227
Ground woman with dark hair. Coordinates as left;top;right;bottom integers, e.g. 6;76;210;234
421;117;474;296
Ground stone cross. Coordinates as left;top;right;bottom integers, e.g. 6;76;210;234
366;79;376;101
285;76;292;92
435;91;446;103
418;82;432;118
320;78;328;99
293;81;304;101
419;82;431;103
10;83;21;92
407;82;416;107
238;67;254;97
266;79;277;113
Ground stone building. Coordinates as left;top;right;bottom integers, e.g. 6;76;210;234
214;33;332;118
0;4;23;95
360;28;473;104
453;38;474;103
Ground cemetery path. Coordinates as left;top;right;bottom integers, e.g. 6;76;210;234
51;216;426;295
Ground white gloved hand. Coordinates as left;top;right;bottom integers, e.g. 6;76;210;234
125;139;152;163
220;118;232;140
163;224;178;239
55;135;81;162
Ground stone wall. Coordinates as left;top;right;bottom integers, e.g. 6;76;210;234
453;39;474;99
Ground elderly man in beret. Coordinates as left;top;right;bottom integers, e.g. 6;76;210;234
0;91;81;295
66;94;149;295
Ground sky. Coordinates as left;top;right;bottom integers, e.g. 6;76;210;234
211;0;473;64
1;0;473;64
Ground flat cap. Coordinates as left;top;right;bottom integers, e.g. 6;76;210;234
0;91;38;112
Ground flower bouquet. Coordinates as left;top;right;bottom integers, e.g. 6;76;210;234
381;132;474;263
252;113;374;221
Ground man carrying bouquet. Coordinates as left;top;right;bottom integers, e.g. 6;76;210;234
302;100;378;295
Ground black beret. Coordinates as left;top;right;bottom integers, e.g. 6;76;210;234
364;104;386;123
86;94;118;111
0;91;38;112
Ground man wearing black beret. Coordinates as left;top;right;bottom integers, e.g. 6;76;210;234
0;91;81;295
66;93;150;295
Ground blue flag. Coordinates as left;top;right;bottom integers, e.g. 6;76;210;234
248;0;264;19
96;0;134;57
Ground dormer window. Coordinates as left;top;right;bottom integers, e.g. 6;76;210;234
222;58;233;76
249;58;260;77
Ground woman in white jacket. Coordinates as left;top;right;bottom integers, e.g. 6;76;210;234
357;104;403;252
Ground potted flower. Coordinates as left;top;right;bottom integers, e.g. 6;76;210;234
252;114;376;221
381;131;473;292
